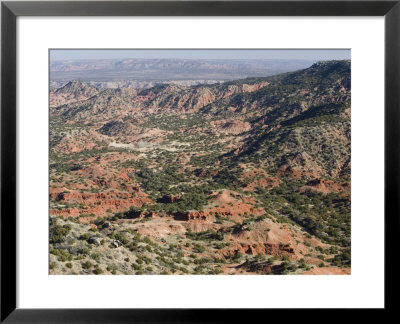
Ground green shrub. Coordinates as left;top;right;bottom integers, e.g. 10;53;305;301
81;261;93;269
281;255;290;261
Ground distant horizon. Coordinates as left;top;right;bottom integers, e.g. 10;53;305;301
50;49;351;62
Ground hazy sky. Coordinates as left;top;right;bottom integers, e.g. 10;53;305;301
50;49;350;61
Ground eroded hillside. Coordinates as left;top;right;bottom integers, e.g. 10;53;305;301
49;60;351;275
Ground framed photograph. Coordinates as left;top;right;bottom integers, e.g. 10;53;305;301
1;0;398;321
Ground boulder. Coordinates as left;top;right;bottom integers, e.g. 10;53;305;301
112;240;122;248
88;237;101;246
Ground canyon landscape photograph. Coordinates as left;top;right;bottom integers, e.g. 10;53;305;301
49;49;351;275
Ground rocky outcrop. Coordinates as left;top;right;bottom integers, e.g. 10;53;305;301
174;211;209;221
211;119;251;134
304;178;350;193
158;194;180;203
88;237;101;246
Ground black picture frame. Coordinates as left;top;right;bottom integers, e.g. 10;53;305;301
1;0;398;322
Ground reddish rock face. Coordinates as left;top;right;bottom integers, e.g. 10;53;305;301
174;211;209;222
244;176;280;192
219;241;295;258
49;190;153;220
304;178;350;194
